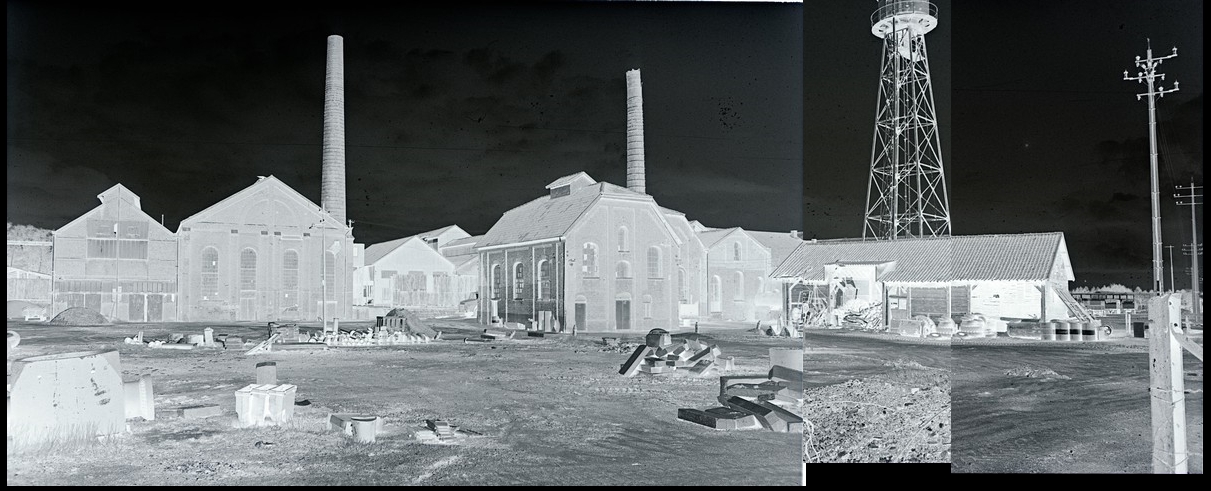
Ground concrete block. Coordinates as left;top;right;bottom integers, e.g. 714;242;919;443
688;359;716;376
235;383;296;427
203;327;215;347
7;350;127;449
123;375;155;421
687;345;717;363
770;365;804;392
720;395;777;431
602;337;619;347
330;413;386;435
640;364;668;374
223;336;244;348
187;334;205;345
718;374;775;397
769;348;804;372
169;333;185;343
645;329;670;347
527;331;545;338
677;407;761;430
755;400;804;433
618;345;651;376
256;361;277;385
717;356;735;370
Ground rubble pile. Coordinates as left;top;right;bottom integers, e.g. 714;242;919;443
842;302;885;331
618;334;724;377
412;419;479;444
801;377;951;463
676;348;805;433
47;307;109;326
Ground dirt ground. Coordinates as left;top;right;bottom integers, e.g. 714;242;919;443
799;330;952;464
6;318;803;485
951;336;1204;474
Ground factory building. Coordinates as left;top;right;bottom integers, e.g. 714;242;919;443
50;184;179;322
355;225;478;313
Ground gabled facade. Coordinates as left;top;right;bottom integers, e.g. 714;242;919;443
176;176;360;322
697;227;773;322
355;225;476;309
50;184;179;322
476;173;684;332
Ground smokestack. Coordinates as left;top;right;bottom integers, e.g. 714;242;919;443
625;69;645;194
322;35;346;226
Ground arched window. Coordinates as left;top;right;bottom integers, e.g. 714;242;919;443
491;263;503;299
678;268;687;302
282;250;299;306
616;261;631;279
733;242;742;261
200;247;219;299
733;271;744;300
647;246;662;278
583;243;599;276
617;226;629;252
324;251;336;301
538;260;551;299
239;248;257;291
513;262;525;300
643;294;653;319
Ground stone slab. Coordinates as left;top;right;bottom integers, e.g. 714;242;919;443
618;345;652;376
8;350;126;449
677;407;761;430
720;395;777;430
769;348;804;372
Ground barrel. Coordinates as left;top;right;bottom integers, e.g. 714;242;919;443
1081;321;1097;341
1044;320;1059;341
351;416;378;444
1070;321;1085;341
1054;320;1070;341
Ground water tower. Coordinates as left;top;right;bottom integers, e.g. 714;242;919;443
862;0;951;240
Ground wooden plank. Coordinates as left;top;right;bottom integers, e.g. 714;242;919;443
1148;294;1187;474
1172;331;1203;362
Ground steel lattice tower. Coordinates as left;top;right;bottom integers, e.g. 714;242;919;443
863;0;951;240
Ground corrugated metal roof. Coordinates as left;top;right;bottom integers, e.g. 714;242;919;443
746;230;806;269
444;234;482;249
771;232;1066;283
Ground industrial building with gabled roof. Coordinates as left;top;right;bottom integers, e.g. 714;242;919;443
353;225;478;316
770;232;1091;330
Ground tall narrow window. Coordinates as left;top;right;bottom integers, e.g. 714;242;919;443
733;271;744;300
583;243;599;276
513;262;525;300
200;247;219;299
733;242;742;261
643;294;653;319
647;246;662;278
239;248;257;291
538;260;551;299
617;226;629;252
678;268;687;302
324;251;336;301
282;250;298;306
491;264;503;299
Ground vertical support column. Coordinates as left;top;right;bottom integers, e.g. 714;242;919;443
1148;293;1187;473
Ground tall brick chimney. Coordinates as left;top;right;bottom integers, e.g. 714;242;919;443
321;35;346;226
625;69;645;194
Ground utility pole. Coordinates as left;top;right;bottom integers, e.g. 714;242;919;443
1124;40;1179;295
1166;245;1176;293
1174;179;1201;325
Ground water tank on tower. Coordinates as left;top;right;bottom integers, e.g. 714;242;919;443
871;0;938;61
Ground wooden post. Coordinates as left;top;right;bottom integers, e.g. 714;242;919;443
1148;293;1187;474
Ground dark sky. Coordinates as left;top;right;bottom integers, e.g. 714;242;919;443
806;0;1203;290
7;1;803;245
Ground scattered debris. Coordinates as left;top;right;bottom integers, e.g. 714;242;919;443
234;383;297;427
295;399;312;406
413;419;474;444
379;308;438;338
123;331;146;345
619;336;725;377
254;440;275;448
157;404;223;420
602;337;620;347
222;336;244;349
645;328;672;348
147;341;194;350
1004;365;1071;380
244;333;281;355
842;302;884;331
47;307;109;326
